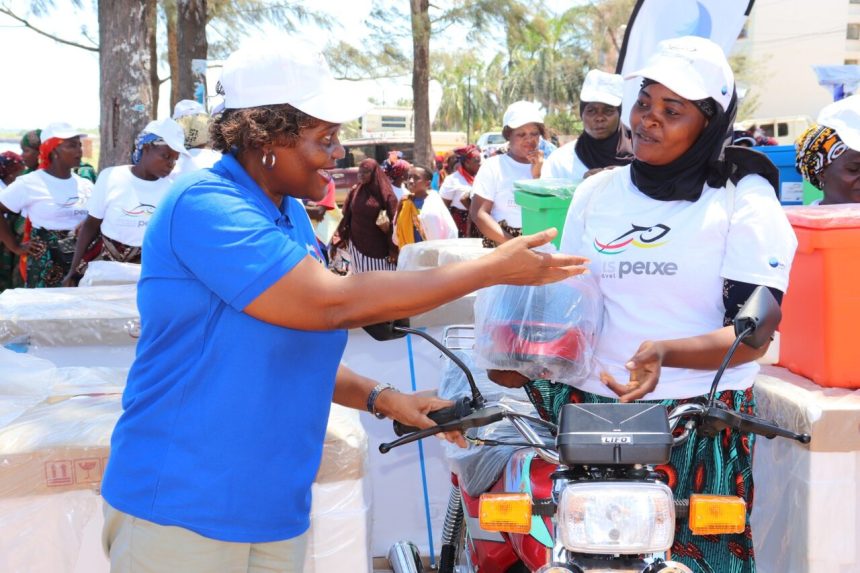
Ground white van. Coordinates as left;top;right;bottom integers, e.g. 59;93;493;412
736;115;813;146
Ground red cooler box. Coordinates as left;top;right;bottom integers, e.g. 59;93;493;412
779;205;860;388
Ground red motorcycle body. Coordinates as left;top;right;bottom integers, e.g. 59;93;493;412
457;449;557;572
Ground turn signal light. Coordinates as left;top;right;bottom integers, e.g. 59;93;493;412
478;493;532;534
688;494;746;535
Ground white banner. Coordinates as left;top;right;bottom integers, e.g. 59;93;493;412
616;0;755;126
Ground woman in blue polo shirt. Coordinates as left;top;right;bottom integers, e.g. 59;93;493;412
99;42;587;573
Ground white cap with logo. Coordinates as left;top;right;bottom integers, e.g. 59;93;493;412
817;94;860;152
217;40;371;124
580;69;624;107
41;122;88;142
141;118;190;156
624;35;734;112
502;101;546;130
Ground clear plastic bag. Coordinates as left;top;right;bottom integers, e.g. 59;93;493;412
474;276;602;384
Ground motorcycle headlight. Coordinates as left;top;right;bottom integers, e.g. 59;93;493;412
557;482;675;554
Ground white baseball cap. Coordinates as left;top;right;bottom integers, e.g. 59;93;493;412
173;99;207;120
580;69;624;107
624;36;734;112
503;101;545;130
141;118;190;156
817;94;860;151
41;122;88;142
218;42;371;123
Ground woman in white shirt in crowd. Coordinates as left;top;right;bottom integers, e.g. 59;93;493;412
63;118;188;286
439;144;482;237
0;122;94;287
542;69;633;185
469;100;545;247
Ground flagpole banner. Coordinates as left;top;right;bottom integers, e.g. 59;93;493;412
615;0;755;126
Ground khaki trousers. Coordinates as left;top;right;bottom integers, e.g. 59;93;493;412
102;502;308;573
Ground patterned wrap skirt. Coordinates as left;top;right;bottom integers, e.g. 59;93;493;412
523;381;757;573
481;219;521;248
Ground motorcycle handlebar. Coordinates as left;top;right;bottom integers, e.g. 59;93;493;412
380;406;507;453
392;396;475;436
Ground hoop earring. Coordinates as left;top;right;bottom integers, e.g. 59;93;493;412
262;152;276;170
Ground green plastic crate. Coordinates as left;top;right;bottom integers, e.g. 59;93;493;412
802;180;823;205
514;178;577;248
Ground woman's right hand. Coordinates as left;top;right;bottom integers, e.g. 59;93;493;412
488;229;589;286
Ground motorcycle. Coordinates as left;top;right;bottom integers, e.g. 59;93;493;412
368;287;811;573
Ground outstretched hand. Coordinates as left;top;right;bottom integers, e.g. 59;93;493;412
375;390;467;448
601;340;665;403
490;229;589;286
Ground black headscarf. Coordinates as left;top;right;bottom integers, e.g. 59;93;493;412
575;103;634;170
630;81;779;202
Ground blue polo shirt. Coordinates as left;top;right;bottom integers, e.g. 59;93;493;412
101;153;347;542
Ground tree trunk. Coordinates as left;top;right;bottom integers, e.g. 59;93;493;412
176;0;208;107
167;4;180;109
147;0;159;115
410;0;433;168
98;0;155;170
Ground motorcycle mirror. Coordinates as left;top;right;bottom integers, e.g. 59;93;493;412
733;286;782;349
363;318;411;341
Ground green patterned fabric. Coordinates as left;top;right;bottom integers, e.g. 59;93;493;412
525;382;757;573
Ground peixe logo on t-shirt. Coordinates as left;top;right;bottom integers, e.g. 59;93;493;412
120;203;157;227
60;195;89;217
595;223;678;280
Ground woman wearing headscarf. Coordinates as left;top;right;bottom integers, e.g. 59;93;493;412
542;69;633;184
172;99;222;176
795;93;860;204
332;157;400;272
385;157;411;200
470;100;546;247
0;122;94;288
98;43;586;573
489;37;797;573
62;118;188;286
19;130;41;174
439;144;482;237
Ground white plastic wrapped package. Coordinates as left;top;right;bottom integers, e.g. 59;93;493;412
473;276;602;383
78;261;141;286
438;348;551;497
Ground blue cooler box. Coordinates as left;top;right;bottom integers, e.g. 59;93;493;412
755;145;803;205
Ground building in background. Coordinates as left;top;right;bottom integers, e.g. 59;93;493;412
735;0;860;120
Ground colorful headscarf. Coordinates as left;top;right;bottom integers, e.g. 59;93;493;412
0;151;25;181
454;144;481;161
131;131;165;165
795;124;848;189
386;159;411;182
38;138;63;170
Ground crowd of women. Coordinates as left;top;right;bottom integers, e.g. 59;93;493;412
1;33;859;573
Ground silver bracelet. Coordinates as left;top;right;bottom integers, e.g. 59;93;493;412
366;383;397;419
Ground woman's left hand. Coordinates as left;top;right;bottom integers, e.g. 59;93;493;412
602;340;665;402
375;390;467;448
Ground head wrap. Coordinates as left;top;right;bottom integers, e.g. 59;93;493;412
454;145;481;161
177;113;211;148
795;124;847;189
38;138;63;170
630;80;778;202
386;159;411;182
0;151;25;181
20;130;41;151
131;131;165;165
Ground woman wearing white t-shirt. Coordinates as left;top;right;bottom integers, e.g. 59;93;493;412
63;119;188;286
0;122;94;287
541;69;633;185
439;144;482;237
469;101;545;247
489;37;797;573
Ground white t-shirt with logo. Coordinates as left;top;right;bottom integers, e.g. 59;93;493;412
0;170;92;230
86;166;174;246
541;140;588;184
471;154;534;228
560;166;797;399
439;169;473;210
